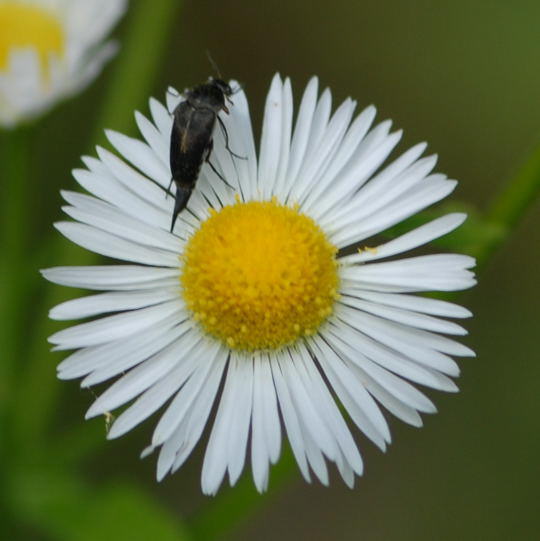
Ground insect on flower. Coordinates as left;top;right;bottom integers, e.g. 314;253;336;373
167;77;243;232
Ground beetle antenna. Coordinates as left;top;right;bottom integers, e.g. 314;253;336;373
206;50;222;79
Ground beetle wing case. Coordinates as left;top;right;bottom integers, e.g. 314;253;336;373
170;102;216;189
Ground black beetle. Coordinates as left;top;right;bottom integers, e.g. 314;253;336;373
167;77;240;232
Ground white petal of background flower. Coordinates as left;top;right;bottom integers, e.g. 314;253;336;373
44;74;476;495
0;0;126;126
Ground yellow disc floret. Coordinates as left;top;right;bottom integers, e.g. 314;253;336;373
0;3;64;72
181;199;340;351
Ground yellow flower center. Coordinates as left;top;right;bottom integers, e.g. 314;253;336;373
0;3;64;72
181;199;340;351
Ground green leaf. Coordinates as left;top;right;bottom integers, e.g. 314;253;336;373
75;482;191;541
9;467;190;541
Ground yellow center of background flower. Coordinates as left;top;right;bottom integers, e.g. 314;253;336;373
181;200;340;351
0;3;64;72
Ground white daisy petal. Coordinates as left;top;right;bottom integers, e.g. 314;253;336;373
348;291;472;318
226;354;254;485
71;167;173;233
169;350;227;474
81;155;109;176
312;112;394;219
258;73;284;198
42;265;178;291
335;450;356;488
270;354;311;482
45;74;476;494
200;146;237;211
332;178;459;246
85;329;202;418
295;97;356;206
251;354;281;491
324;329;437;413
106;345;207;440
287;87;333;202
58;315;187;382
317;117;393;213
283;77;319;197
201;359;237;495
342;254;476;292
339;295;467;335
341;213;467;264
336;304;473;362
135;110;169;167
304;87;333;157
153;348;228;481
106;130;170;188
150;340;221;447
54;221;179;267
301;426;329;485
251;359;270;491
149;96;173;137
49;299;183;350
301;104;376;216
325;321;458;392
50;288;178;320
273;78;294;198
278;352;338;460
309;335;390;448
60;193;181;252
327;154;437;233
297;345;363;474
95;147;170;213
357;366;424;427
81;321;193;388
260;356;282;463
225;82;258;196
166;86;182;114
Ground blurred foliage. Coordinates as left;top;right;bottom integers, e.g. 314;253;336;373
1;1;540;540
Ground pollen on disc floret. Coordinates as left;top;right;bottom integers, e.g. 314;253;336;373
180;199;340;351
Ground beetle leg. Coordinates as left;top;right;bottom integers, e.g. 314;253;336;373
206;140;235;189
217;115;246;160
165;177;174;199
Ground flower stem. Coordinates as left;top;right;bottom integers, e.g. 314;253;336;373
92;0;181;144
0;127;33;417
477;139;540;265
11;0;182;451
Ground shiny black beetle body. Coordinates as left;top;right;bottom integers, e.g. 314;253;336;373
168;78;234;232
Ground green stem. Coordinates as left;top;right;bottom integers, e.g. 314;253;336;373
11;0;182;451
477;139;540;265
92;0;182;144
0;127;33;416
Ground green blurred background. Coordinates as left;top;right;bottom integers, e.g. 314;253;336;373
2;0;539;539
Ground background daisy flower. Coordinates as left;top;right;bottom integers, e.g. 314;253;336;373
44;74;476;495
0;0;127;127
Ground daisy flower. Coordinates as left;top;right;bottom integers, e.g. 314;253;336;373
43;74;476;495
0;0;127;127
